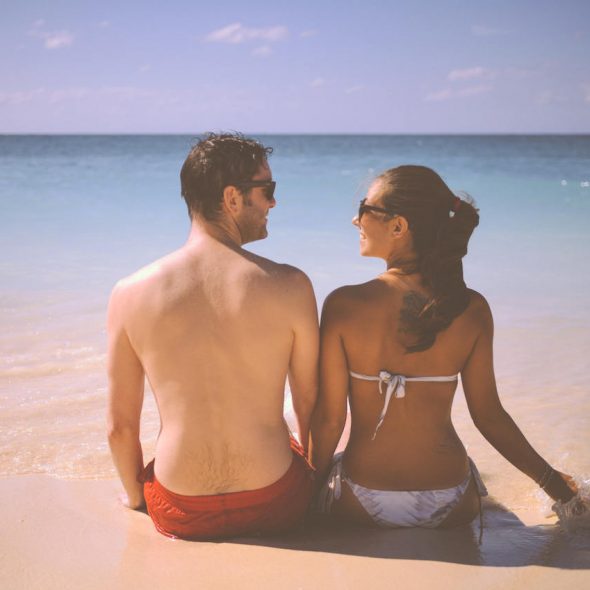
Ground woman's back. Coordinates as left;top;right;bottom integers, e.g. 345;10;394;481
326;272;487;490
312;164;576;530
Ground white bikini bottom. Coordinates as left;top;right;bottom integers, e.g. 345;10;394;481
316;453;488;528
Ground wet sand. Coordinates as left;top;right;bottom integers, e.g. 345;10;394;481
2;475;589;590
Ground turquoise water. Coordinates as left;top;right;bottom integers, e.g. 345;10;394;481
0;135;589;502
2;134;589;312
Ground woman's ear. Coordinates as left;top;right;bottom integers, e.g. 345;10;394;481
391;215;409;237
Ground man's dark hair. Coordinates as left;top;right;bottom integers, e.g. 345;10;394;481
180;132;273;220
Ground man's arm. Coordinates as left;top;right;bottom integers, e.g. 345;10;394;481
287;271;319;456
310;290;349;483
106;282;146;509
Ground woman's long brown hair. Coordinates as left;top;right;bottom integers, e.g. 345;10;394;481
378;165;480;352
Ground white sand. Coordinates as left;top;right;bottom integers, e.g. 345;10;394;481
1;476;589;590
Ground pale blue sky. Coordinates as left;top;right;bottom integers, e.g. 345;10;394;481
1;0;589;133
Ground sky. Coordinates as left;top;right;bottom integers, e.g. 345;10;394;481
1;0;589;133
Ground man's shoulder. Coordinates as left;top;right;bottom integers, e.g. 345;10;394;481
272;262;311;283
244;252;311;285
115;261;159;292
111;251;179;299
241;256;315;313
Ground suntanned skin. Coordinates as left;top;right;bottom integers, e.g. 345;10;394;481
311;179;576;527
107;162;318;508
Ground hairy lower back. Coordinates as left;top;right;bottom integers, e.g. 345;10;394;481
153;413;293;495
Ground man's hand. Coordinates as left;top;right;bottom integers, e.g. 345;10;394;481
119;491;146;511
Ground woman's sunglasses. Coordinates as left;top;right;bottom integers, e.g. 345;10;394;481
237;180;276;201
357;198;395;221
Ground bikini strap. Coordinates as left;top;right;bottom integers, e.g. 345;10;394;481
349;370;407;439
349;370;459;440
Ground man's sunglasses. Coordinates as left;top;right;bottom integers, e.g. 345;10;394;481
358;198;395;221
236;180;276;201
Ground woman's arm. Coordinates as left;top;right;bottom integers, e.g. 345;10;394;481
462;295;576;503
310;291;350;484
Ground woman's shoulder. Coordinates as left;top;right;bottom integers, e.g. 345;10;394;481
465;288;490;310
324;280;382;307
320;281;378;321
464;289;494;327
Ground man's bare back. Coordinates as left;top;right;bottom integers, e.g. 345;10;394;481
111;236;316;494
107;134;318;533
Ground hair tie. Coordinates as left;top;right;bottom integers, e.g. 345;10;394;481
451;196;461;213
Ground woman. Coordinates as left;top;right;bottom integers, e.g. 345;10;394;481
310;165;577;529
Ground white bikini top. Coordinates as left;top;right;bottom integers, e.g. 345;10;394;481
349;369;458;440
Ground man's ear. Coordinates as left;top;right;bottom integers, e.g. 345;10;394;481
222;185;242;215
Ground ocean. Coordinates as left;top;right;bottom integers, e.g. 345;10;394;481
1;134;589;558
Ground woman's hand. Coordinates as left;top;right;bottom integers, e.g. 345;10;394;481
545;471;578;503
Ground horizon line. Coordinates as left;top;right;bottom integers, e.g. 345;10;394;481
2;131;590;137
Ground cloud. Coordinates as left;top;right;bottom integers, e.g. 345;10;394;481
300;30;317;38
424;66;496;102
425;88;452;102
471;24;511;37
310;77;325;87
0;88;45;105
0;86;157;105
252;45;272;57
98;20;110;28
448;66;494;81
457;85;492;97
345;85;364;94
48;87;90;103
425;85;492;102
427;66;496;101
44;31;74;49
139;64;151;73
205;23;288;44
29;20;74;49
99;86;156;100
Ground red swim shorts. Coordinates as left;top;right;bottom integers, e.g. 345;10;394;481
141;438;315;540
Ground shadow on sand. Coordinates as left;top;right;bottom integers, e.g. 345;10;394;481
227;498;590;568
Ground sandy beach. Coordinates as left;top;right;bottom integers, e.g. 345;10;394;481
2;475;589;590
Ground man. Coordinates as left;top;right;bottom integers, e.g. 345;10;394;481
107;133;318;540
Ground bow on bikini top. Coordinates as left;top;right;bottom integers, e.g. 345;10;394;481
349;369;458;440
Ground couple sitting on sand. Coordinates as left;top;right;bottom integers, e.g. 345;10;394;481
107;132;577;541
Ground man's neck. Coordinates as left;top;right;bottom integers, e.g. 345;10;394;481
186;217;243;250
